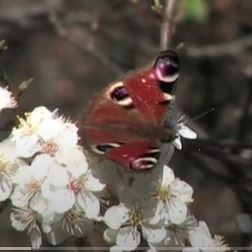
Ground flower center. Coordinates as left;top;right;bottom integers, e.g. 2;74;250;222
0;155;7;173
68;178;83;193
129;208;143;227
27;180;41;193
18;116;37;136
42;141;59;155
157;185;172;203
63;209;84;234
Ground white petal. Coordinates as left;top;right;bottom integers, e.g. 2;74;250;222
168;198;188;225
0;175;12;201
10;210;29;231
172;179;193;203
14;134;41;158
47;163;69;187
29;106;53;125
178;125;197;139
182;248;199;252
85;171;106;192
189;221;213;247
31;154;52;181
66;148;88;177
57;123;78;149
172;137;182;150
29;226;42;249
30;194;48;214
161;165;175;187
38;118;62;142
104;205;129;230
0;139;17;162
77;191;100;219
110;246;124;252
11;186;32;207
50;189;75;213
13;165;32;184
116;226;140;251
103;228;118;244
142;225;167;243
148;201;164;225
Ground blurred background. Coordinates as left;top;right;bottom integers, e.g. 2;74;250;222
0;0;251;249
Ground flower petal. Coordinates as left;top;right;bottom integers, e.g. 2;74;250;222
178;125;197;139
161;165;175;187
77;191;100;219
31;154;52;181
0;175;12;201
50;189;75;213
188;221;213;248
172;179;193;203
110;246;124;252
104;228;119;244
11;186;32;207
104;205;129;230
172;137;182;150
47;163;69;187
85;171;106;192
66;148;88;177
116;226;140;251
29;226;42;249
10;208;32;231
168;198;188;225
142;225;167;244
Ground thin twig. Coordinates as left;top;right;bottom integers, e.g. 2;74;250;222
46;0;122;75
160;0;177;50
185;35;252;58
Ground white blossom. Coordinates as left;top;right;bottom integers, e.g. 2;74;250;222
104;204;167;251
0;86;17;111
150;165;193;225
41;148;105;218
173;123;197;150
11;106;79;160
10;207;42;249
11;106;55;157
11;154;53;213
0;139;18;201
184;221;229;252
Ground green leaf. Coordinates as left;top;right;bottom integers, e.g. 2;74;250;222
184;0;209;23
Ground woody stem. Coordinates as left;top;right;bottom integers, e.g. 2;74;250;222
160;0;177;50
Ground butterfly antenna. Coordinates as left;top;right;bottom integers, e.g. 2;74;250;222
191;107;216;121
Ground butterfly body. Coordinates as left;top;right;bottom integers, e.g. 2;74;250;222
82;50;179;171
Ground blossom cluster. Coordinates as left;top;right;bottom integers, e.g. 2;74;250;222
0;106;105;248
0;103;229;251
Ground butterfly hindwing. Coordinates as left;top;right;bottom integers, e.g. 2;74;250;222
105;141;160;171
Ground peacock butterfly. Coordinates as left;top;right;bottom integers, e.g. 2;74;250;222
82;50;180;171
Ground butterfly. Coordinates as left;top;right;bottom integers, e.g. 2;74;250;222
82;50;180;172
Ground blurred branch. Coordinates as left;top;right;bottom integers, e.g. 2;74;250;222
46;0;122;75
185;36;252;58
160;0;177;50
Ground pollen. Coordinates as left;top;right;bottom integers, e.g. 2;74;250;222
17;116;36;135
68;178;83;193
27;180;41;193
42;141;59;155
129;208;143;227
0;154;7;173
157;185;172;203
